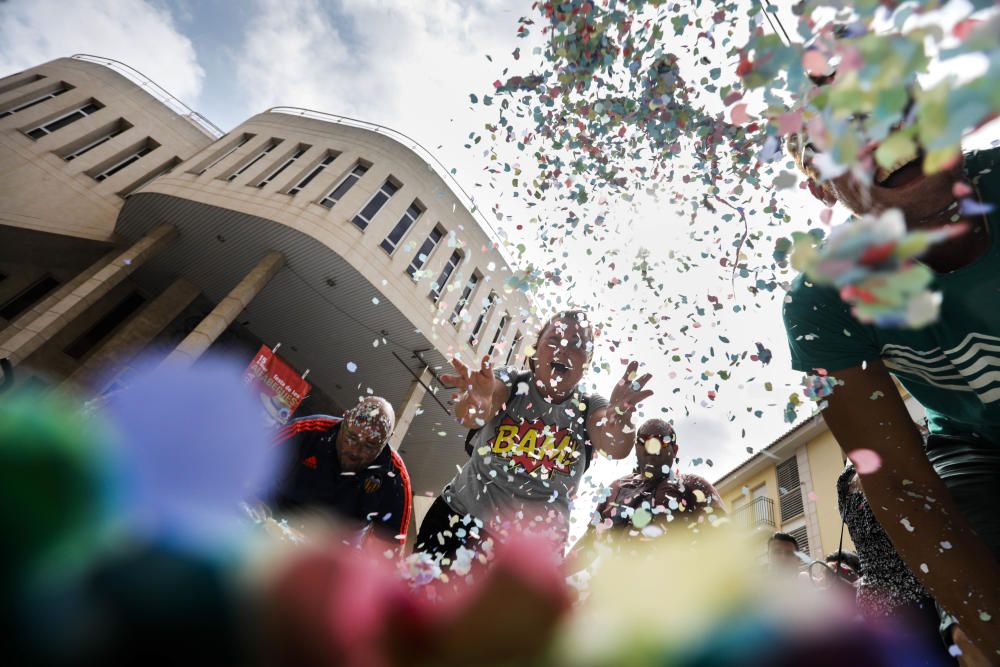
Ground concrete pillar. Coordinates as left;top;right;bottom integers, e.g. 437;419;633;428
389;366;432;451
0;249;119;349
163;251;284;367
0;225;176;367
60;278;201;392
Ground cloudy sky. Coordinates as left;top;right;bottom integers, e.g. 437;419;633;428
0;0;819;485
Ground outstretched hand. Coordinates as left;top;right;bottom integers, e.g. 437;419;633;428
440;355;501;428
607;361;653;425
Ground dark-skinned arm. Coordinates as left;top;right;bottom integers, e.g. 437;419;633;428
822;361;1000;656
440;355;510;430
589;361;653;460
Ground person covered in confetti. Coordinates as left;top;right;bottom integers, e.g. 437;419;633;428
579;419;721;549
782;98;1000;653
269;396;412;551
414;309;653;568
569;419;722;570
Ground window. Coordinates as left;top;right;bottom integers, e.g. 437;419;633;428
450;271;481;324
190;132;255;175
24;100;102;139
505;331;523;366
429;249;462;302
0;275;59;321
0;81;70;118
254;144;309;188
319;162;368;208
776;456;804;522
63;292;146;360
487;312;510;358
288;151;338;195
90;139;159;182
0;73;44;97
380;200;424;254
225;138;280;181
61;119;132;161
469;291;498;346
117;156;181;198
352;178;399;230
407;226;443;277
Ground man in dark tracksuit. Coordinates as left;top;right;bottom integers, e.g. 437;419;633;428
270;396;412;550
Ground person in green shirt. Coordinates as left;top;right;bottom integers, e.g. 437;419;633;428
782;134;1000;660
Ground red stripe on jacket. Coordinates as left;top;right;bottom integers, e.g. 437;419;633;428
271;417;341;447
389;449;412;542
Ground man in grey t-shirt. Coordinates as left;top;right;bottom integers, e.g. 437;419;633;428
414;310;653;565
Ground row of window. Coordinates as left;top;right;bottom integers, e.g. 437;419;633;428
0;82;179;196
186;132;525;358
196;134;517;346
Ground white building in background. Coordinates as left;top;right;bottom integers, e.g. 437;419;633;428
0;55;533;527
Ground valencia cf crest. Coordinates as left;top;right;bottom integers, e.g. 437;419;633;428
363;476;382;493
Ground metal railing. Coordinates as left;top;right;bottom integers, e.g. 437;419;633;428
266;106;513;264
733;496;776;529
71;54;223;139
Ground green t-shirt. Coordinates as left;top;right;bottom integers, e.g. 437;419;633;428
783;146;1000;444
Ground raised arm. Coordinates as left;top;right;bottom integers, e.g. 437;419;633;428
821;361;1000;655
588;361;653;460
440;355;509;430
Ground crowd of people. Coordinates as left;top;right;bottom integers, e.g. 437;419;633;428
271;202;1000;662
4;12;999;665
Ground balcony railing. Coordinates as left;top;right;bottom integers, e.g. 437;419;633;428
733;496;776;529
71;54;223;139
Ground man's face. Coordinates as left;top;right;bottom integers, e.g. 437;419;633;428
532;319;589;400
798;88;962;225
805;141;960;223
336;403;391;472
769;540;800;572
635;423;677;473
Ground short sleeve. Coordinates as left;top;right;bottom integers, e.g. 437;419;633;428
373;452;412;544
782;276;880;373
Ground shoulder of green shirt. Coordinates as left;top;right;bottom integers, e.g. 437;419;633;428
966;145;1000;181
783;274;878;373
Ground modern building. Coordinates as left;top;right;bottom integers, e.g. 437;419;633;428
714;391;926;562
0;55;533;528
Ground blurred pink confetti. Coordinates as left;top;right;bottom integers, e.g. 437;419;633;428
848;448;882;475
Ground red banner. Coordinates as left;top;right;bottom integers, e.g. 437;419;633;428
243;345;311;426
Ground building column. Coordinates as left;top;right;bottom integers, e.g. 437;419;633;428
162;251;284;367
389;367;433;451
60;278;201;392
0;225;176;367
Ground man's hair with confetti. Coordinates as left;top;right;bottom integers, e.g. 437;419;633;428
534;309;595;360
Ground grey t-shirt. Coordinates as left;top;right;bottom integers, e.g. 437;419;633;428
443;368;608;537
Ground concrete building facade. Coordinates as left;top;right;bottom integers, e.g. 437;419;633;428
0;56;533;516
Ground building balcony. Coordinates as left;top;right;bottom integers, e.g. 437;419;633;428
733;496;776;529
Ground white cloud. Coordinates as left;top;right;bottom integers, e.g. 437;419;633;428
0;0;205;104
236;0;527;158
